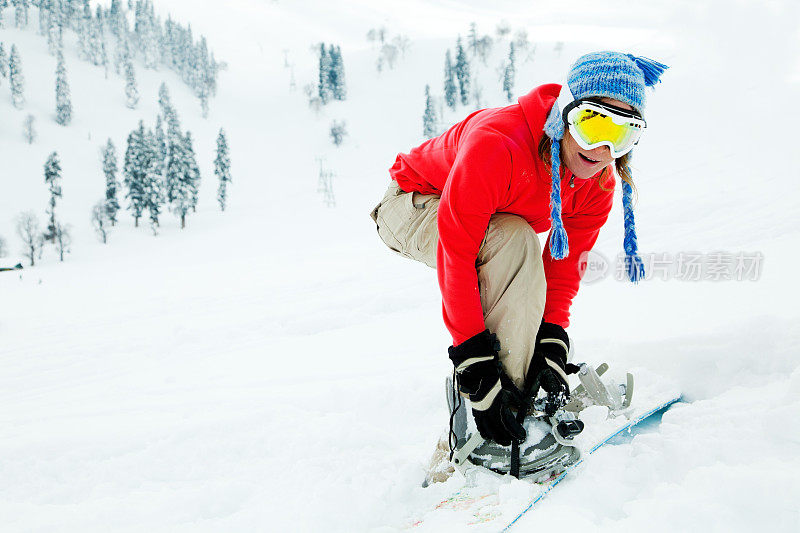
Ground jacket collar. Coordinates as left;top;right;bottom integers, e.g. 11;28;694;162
517;83;562;141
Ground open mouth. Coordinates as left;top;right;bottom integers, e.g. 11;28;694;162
578;152;600;164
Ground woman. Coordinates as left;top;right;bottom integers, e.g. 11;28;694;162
369;51;667;451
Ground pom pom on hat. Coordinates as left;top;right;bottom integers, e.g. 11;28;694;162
626;54;669;88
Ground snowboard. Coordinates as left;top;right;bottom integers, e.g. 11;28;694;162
404;368;681;532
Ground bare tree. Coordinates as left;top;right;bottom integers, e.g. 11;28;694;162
91;202;110;243
329;120;347;146
0;235;7;257
496;20;511;39
54;222;71;262
377;43;399;71
475;36;493;65
16;211;43;267
391;35;410;58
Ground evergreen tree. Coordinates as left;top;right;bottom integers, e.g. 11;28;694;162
503;42;516;102
422;85;437;139
0;43;7;80
103;139;120;226
44;151;63;244
214;128;231;212
158;82;173;119
123;122;147;227
328;45;346;101
55;50;72;126
13;0;29;29
184;131;201;213
38;0;49;35
154;114;167;174
142;128;163;234
47;13;63;56
0;0;7;28
454;36;470;106
443;49;457;110
165;128;192;228
317;43;331;104
124;53;138;108
100;40;109;78
9;44;24;109
468;22;478;56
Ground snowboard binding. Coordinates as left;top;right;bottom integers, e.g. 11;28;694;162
446;362;634;481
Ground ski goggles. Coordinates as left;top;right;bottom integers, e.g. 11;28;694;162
563;99;646;158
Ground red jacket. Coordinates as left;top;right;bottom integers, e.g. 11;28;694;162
389;84;615;345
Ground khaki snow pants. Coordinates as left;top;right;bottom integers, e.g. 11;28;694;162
369;181;547;390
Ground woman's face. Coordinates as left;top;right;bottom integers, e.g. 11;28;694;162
561;97;634;180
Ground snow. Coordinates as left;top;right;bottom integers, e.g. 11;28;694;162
1;0;799;531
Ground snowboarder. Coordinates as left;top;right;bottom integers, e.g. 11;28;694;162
369;51;668;477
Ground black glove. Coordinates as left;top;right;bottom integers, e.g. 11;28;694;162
448;330;527;446
526;322;581;404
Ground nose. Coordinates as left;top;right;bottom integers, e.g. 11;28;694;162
594;145;612;159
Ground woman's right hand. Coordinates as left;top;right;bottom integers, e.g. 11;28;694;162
448;330;527;446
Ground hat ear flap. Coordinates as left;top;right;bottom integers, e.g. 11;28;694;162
626;54;669;87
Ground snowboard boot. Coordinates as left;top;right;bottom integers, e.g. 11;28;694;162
444;377;581;482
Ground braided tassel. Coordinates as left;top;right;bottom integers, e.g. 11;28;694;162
627;54;669;87
548;139;569;259
621;178;645;282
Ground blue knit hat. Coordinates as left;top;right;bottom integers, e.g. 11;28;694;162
544;51;668;282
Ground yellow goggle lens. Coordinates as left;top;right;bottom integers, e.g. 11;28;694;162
572;109;641;150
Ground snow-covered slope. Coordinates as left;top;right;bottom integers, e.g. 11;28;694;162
1;1;799;531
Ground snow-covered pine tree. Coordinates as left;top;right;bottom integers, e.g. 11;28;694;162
214;128;231;212
142;128;163;235
455;36;470;106
154;114;167;175
9;44;25;109
165;127;192;228
317;43;331;104
503;42;515;102
124;53;138;108
184;131;201;214
0;0;7;28
444;49;457;110
329;45;346;101
47;11;63;56
43;151;63;244
38;0;49;35
55;50;72;126
468;22;478;56
13;0;29;29
100;40;109;78
124;122;147;227
158;82;173;119
103;139;120;226
0;42;7;80
87;13;104;66
423;85;437;139
77;2;90;60
23;113;36;143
